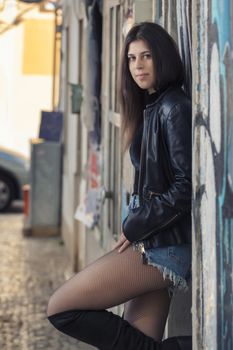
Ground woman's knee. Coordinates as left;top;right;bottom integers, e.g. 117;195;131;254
47;292;59;317
47;276;84;316
47;283;69;316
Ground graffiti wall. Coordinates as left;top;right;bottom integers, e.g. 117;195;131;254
193;0;233;348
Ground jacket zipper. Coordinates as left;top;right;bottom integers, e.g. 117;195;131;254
148;191;161;199
138;110;147;206
138;109;148;205
139;213;180;241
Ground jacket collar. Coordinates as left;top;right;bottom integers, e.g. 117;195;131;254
145;85;179;109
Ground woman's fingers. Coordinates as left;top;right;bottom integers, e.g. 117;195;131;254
114;234;126;249
118;240;131;253
114;233;131;252
114;240;123;249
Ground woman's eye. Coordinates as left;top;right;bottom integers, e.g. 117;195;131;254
143;53;151;59
128;56;135;62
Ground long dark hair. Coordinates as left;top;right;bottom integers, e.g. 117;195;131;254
118;22;184;149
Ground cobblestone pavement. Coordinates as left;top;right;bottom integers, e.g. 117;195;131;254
0;203;95;350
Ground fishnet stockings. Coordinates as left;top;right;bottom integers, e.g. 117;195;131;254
47;246;172;340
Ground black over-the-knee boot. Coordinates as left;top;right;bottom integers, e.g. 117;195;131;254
48;309;159;350
48;309;192;350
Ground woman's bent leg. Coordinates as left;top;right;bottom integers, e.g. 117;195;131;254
47;246;172;350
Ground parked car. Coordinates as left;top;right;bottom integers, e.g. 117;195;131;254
0;146;29;212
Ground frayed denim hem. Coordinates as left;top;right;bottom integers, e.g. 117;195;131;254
145;258;189;297
133;242;190;297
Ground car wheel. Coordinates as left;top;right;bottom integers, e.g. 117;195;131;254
0;174;14;212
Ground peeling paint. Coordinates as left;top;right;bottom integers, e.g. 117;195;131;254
209;43;221;154
199;126;217;350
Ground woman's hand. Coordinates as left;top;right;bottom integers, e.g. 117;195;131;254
114;232;131;253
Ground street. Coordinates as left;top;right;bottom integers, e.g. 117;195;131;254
0;202;95;350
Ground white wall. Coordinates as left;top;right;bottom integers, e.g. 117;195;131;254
0;22;53;158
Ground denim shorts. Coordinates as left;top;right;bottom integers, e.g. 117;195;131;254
128;195;192;295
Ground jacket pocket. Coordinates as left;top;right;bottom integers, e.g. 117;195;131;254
143;187;162;200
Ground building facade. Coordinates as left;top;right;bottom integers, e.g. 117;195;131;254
55;0;232;348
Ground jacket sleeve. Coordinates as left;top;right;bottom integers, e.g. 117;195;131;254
122;102;192;242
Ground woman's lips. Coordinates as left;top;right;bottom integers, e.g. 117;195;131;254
136;74;148;81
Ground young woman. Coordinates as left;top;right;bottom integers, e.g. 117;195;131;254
47;22;192;350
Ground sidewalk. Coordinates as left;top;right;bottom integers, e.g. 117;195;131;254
0;204;95;350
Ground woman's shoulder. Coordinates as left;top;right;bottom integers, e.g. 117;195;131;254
159;86;191;117
162;85;190;104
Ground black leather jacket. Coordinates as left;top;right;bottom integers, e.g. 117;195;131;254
122;86;192;247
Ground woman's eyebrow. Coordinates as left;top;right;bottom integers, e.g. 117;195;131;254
127;50;151;56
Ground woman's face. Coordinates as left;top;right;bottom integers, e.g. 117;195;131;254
127;39;156;93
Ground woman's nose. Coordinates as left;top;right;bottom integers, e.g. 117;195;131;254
135;57;143;69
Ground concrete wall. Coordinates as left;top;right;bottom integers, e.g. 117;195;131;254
192;0;233;348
